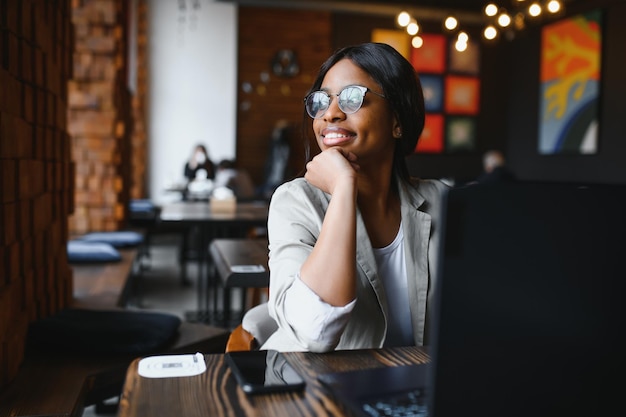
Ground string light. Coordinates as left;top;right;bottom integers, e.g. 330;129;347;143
444;16;458;30
395;1;564;48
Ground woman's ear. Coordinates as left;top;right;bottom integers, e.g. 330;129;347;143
392;117;402;139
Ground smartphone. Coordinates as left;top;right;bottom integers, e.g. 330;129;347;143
225;350;306;395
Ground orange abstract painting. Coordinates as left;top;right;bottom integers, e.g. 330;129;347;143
538;10;602;154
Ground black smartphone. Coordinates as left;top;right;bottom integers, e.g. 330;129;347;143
225;350;306;395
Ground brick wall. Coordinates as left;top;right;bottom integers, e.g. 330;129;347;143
68;0;131;234
0;0;74;390
130;0;147;200
236;7;332;185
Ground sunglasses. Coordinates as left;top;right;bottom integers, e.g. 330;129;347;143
304;85;385;119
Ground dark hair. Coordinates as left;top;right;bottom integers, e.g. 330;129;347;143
302;42;424;182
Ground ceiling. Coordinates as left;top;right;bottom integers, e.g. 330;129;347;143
216;0;490;22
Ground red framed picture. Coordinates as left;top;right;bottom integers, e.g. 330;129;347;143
411;34;446;74
416;114;444;153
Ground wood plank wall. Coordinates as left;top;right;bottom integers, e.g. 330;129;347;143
0;0;74;391
236;7;332;186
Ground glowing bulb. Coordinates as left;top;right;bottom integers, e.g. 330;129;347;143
455;39;468;52
497;13;511;27
484;3;498;17
407;20;419;36
484;25;498;40
547;0;561;13
528;3;542;17
444;16;458;30
397;11;411;27
457;31;468;43
412;36;424;48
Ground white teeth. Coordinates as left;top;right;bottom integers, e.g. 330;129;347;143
324;132;349;139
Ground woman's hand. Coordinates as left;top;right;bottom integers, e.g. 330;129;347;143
304;147;360;195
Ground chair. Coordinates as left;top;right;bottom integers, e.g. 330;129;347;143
225;303;277;352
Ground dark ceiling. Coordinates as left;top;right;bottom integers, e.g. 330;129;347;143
216;0;490;20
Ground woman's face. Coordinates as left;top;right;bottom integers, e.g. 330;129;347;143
312;59;398;164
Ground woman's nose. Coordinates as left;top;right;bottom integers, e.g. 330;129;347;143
322;96;346;121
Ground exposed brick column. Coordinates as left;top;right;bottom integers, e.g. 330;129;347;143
68;0;131;233
130;0;148;200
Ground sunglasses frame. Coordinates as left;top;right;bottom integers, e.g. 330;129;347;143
304;85;385;119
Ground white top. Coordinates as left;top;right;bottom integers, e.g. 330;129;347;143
373;226;413;347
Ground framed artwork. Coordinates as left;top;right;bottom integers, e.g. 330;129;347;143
371;29;410;60
538;9;602;155
411;34;446;74
416;114;444;154
449;39;480;75
444;76;480;115
420;75;444;112
446;116;476;152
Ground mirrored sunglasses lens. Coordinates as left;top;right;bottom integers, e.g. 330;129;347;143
306;92;329;118
338;87;365;114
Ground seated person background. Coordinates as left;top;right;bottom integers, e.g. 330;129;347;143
183;144;216;200
214;159;256;200
475;150;516;184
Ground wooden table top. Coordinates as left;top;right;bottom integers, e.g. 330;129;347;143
117;346;429;417
209;238;269;288
159;200;268;224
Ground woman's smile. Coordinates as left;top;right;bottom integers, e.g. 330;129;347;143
321;127;356;147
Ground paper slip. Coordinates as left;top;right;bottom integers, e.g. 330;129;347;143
138;352;206;378
231;265;266;273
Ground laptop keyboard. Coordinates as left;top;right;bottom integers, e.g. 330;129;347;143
361;388;428;417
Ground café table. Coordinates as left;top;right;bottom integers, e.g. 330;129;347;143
159;200;269;324
117;345;430;417
208;237;269;326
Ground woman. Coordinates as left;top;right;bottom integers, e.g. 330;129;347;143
262;43;448;352
184;144;216;182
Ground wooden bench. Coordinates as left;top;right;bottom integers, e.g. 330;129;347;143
72;247;141;309
0;244;230;417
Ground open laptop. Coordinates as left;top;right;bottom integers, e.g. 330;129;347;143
318;181;626;417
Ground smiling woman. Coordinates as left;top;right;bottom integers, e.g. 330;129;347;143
253;42;448;353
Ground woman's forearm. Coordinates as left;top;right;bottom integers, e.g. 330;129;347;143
299;178;358;306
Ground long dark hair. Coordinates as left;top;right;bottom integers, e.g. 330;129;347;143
301;42;425;183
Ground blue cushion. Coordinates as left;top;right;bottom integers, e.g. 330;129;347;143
28;308;182;354
130;199;156;213
79;231;144;248
67;240;121;263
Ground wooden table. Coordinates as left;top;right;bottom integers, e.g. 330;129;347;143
159;201;269;324
117;346;430;417
209;238;269;325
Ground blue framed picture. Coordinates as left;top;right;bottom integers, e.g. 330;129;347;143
420;74;444;112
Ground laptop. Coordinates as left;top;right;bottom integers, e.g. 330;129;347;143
318;181;626;417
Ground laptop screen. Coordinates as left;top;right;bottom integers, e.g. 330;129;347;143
428;181;626;417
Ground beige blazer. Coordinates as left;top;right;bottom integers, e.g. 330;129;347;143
262;176;448;352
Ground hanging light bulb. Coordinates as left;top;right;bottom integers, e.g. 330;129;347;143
444;16;458;30
484;25;498;40
528;2;542;17
547;0;561;13
397;11;411;27
484;3;498;17
412;36;424;48
407;19;419;36
455;39;468;52
457;31;469;43
497;12;511;27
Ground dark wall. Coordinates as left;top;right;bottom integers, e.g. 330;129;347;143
507;1;626;185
